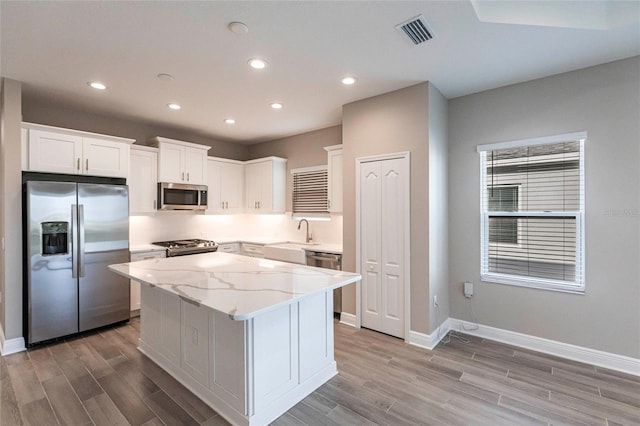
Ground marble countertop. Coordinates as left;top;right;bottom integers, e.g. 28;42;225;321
130;244;166;254
109;252;360;321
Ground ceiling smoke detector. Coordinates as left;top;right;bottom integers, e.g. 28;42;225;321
395;14;435;46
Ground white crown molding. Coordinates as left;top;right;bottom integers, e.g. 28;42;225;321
448;318;640;377
0;326;26;356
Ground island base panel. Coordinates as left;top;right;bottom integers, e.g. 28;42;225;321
139;284;337;425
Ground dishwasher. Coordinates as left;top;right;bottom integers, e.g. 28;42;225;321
305;250;342;315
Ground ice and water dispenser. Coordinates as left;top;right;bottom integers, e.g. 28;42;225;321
41;222;68;255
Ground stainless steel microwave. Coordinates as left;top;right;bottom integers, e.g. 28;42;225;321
158;182;208;211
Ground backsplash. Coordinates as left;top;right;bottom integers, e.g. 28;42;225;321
130;212;343;245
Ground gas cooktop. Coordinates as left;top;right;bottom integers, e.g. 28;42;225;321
152;238;218;257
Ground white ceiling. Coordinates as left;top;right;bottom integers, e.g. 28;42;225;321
2;1;639;144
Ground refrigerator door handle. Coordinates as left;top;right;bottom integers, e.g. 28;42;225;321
78;204;86;277
72;205;78;278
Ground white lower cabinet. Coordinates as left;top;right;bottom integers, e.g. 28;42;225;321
138;285;336;425
217;242;240;254
129;249;165;313
241;243;264;258
182;299;210;387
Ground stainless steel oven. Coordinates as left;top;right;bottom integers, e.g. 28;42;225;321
305;250;342;314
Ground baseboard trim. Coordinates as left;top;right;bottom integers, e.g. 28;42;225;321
339;312;357;328
0;326;26;356
408;318;451;350
449;318;640;377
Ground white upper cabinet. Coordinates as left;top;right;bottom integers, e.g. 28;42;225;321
129;146;158;214
245;157;287;214
24;124;132;178
324;145;343;213
207;157;244;214
149;137;210;185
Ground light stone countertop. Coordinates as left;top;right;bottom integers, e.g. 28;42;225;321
109;252;360;321
129;244;166;254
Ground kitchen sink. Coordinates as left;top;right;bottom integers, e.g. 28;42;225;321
263;242;318;264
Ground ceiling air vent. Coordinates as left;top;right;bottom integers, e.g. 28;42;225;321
395;14;434;46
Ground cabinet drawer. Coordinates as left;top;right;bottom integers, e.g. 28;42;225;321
130;250;166;261
217;243;240;253
241;243;264;256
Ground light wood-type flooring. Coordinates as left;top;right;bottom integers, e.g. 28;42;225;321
1;318;638;425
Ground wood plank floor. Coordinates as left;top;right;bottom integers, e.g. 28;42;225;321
1;318;638;425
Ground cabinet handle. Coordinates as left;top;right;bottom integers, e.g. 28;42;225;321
187;172;190;181
86;159;89;171
181;172;185;181
258;201;261;209
153;199;156;210
77;158;80;171
225;201;228;209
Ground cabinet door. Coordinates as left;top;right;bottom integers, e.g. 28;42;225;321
158;142;185;182
83;137;130;178
140;285;161;348
327;149;343;213
245;162;261;211
184;147;207;185
182;300;210;387
130;250;165;312
206;159;223;213
221;162;244;212
160;292;181;366
256;161;273;211
129;149;158;214
29;129;83;174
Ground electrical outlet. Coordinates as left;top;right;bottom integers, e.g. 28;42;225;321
464;282;474;298
433;295;438;307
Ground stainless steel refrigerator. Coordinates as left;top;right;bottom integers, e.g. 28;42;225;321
25;178;130;345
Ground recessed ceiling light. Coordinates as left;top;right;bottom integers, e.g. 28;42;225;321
228;22;249;34
341;76;356;85
270;103;283;109
157;73;175;81
248;58;267;69
88;81;107;90
167;103;181;110
224;118;236;124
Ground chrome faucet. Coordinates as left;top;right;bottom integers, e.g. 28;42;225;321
297;219;312;243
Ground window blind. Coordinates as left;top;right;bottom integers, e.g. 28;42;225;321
479;136;585;291
292;167;328;213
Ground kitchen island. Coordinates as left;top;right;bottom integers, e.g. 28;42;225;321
108;252;360;426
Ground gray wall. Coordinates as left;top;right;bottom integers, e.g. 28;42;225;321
343;82;435;334
22;94;249;161
448;57;640;358
428;85;450;330
247;125;342;212
0;78;23;342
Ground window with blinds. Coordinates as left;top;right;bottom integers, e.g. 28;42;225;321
478;132;585;292
292;166;328;214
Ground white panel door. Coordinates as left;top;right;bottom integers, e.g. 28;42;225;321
221;162;244;212
380;158;405;337
129;148;158;213
82;137;130;178
360;157;407;338
28;129;83;174
181;300;210;386
360;162;382;331
207;159;223;213
184;147;207;184
158;142;185;182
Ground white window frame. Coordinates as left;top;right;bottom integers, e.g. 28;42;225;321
477;132;586;293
